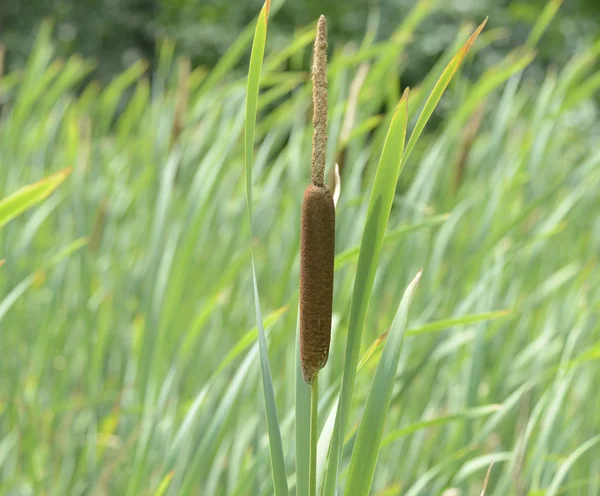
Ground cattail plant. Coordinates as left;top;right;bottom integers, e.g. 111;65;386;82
299;15;335;386
243;3;490;495
299;15;335;496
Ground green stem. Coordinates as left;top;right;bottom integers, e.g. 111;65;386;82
309;375;319;496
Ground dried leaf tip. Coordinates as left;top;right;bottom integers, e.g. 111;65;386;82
401;86;410;101
311;15;328;187
468;16;488;44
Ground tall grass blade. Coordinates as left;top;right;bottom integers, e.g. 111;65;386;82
526;0;563;49
344;270;422;496
401;18;487;168
545;435;600;496
0;168;71;229
243;1;288;494
322;89;409;495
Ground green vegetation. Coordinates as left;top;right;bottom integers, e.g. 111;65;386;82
2;0;599;84
1;0;600;495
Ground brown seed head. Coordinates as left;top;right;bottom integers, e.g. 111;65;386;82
299;15;334;384
299;183;335;384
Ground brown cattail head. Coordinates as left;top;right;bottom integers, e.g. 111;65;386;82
299;15;334;384
300;184;335;383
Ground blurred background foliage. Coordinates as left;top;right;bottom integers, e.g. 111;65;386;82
1;0;599;86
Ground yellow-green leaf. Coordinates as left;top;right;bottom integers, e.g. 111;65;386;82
0;168;71;229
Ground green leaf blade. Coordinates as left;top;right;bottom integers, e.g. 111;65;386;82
546;435;600;496
243;2;288;495
0;168;71;229
402;18;488;168
323;88;410;495
344;270;422;496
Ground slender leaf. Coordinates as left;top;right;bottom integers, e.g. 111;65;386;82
344;270;422;496
243;2;288;494
0;168;71;229
402;18;488;168
323;88;409;495
546;435;600;496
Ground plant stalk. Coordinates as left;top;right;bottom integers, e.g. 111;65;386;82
309;375;319;496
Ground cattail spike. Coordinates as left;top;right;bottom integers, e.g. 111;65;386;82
300;184;335;383
311;15;328;187
299;15;335;384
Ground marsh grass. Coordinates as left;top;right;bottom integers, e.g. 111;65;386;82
0;0;599;494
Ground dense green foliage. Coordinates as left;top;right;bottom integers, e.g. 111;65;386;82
1;1;600;494
2;0;600;83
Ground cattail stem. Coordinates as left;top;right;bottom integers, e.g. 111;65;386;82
309;376;319;496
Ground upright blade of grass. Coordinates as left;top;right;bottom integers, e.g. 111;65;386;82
322;89;409;495
401;18;487;168
243;1;288;495
317;396;339;488
344;270;422;496
408;23;472;115
546;435;600;496
0;168;71;229
526;0;563;49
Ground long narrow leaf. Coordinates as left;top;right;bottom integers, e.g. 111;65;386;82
322;89;409;495
243;1;288;495
546;435;600;496
0;168;71;229
344;270;422;496
402;18;487;168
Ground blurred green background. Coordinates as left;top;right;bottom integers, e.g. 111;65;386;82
2;0;599;81
1;0;600;495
